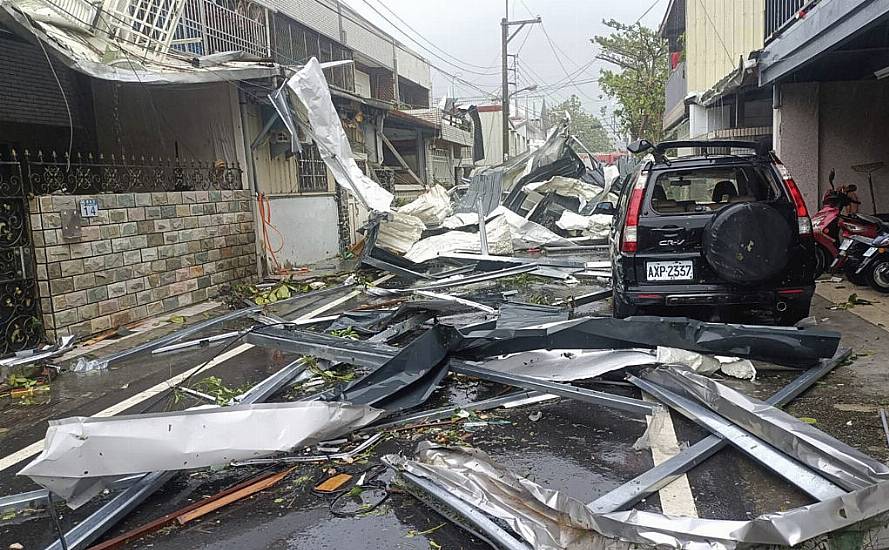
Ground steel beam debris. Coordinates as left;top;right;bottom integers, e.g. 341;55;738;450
41;355;320;550
588;349;852;512
450;361;657;416
628;375;847;501
397;469;532;550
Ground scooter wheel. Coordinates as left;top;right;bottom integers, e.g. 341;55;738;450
868;256;889;293
814;245;831;278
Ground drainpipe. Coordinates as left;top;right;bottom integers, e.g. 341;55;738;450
237;88;267;278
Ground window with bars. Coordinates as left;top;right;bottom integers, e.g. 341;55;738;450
272;14;354;92
297;144;329;193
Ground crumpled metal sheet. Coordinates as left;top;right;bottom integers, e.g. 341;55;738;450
437;208;572;249
496;302;570;329
644;367;889;491
388;442;889;550
0;3;282;85
473;349;656;382
556;211;612;240
335;324;459;412
524;176;602;210
398;185;453;227
655;347;756;379
377;211;426;254
286;59;393;213
457;316;840;366
404;216;514;263
19;402;381;507
493;207;576;249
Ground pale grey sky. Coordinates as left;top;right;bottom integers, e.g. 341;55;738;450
341;0;666;121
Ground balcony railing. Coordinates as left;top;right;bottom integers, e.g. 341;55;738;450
44;0;185;57
765;0;819;42
664;61;687;128
171;0;269;57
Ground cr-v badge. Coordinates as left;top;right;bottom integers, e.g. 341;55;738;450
659;239;685;247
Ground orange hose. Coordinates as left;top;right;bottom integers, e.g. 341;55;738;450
257;193;285;272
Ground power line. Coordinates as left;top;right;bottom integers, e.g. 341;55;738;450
539;23;597;101
356;0;499;76
370;0;498;71
635;0;665;24
694;0;735;65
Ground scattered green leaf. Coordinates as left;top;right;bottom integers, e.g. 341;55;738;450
169;315;186;324
799;417;818;424
328;327;360;340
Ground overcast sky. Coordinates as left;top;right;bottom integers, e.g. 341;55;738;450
341;0;666;122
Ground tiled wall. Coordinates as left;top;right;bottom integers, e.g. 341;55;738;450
30;190;257;339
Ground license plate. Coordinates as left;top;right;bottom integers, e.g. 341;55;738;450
840;239;852;251
864;247;877;257
647;260;694;281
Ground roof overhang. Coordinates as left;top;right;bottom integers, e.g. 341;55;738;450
0;0;282;85
759;0;889;86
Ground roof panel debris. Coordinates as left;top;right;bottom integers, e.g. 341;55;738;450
0;29;885;547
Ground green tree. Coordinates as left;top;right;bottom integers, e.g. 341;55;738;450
545;95;613;152
593;19;669;142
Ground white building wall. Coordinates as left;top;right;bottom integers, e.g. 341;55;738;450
263;195;341;267
477;110;503;167
396;48;432;89
342;16;393;68
775;80;889;214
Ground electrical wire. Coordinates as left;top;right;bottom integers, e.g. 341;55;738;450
356;0;498;77
635;0;665;24
369;0;498;70
539;23;598;102
35;37;73;170
694;0;735;65
47;493;69;550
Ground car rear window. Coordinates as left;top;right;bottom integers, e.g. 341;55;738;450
649;165;781;214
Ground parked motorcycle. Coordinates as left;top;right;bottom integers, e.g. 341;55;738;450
812;170;884;276
833;235;875;285
851;233;889;293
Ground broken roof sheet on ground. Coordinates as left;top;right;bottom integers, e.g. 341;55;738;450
19;401;382;507
388;442;889;550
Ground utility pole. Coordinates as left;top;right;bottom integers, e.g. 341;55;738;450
501;3;540;161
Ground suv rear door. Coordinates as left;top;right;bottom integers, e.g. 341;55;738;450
634;159;794;286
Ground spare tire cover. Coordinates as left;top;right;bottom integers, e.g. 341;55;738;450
703;202;792;284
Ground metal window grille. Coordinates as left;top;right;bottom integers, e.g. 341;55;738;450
171;0;269;57
297;145;329;193
103;0;187;57
271;14;354;92
765;0;807;41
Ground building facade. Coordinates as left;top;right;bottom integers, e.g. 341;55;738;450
659;0;773;143
0;0;476;346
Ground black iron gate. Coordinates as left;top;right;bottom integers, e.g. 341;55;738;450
0;153;41;354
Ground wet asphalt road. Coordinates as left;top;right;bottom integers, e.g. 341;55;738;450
2;286;888;549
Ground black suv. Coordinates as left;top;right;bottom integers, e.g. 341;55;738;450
597;140;816;325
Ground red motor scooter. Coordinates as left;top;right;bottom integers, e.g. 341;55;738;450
812;169;882;276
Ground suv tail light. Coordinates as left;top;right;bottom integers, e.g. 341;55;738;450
773;157;812;236
621;173;649;253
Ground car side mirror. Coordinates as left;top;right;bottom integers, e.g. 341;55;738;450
594;201;616;215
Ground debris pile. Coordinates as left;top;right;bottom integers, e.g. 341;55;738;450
2;57;887;550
